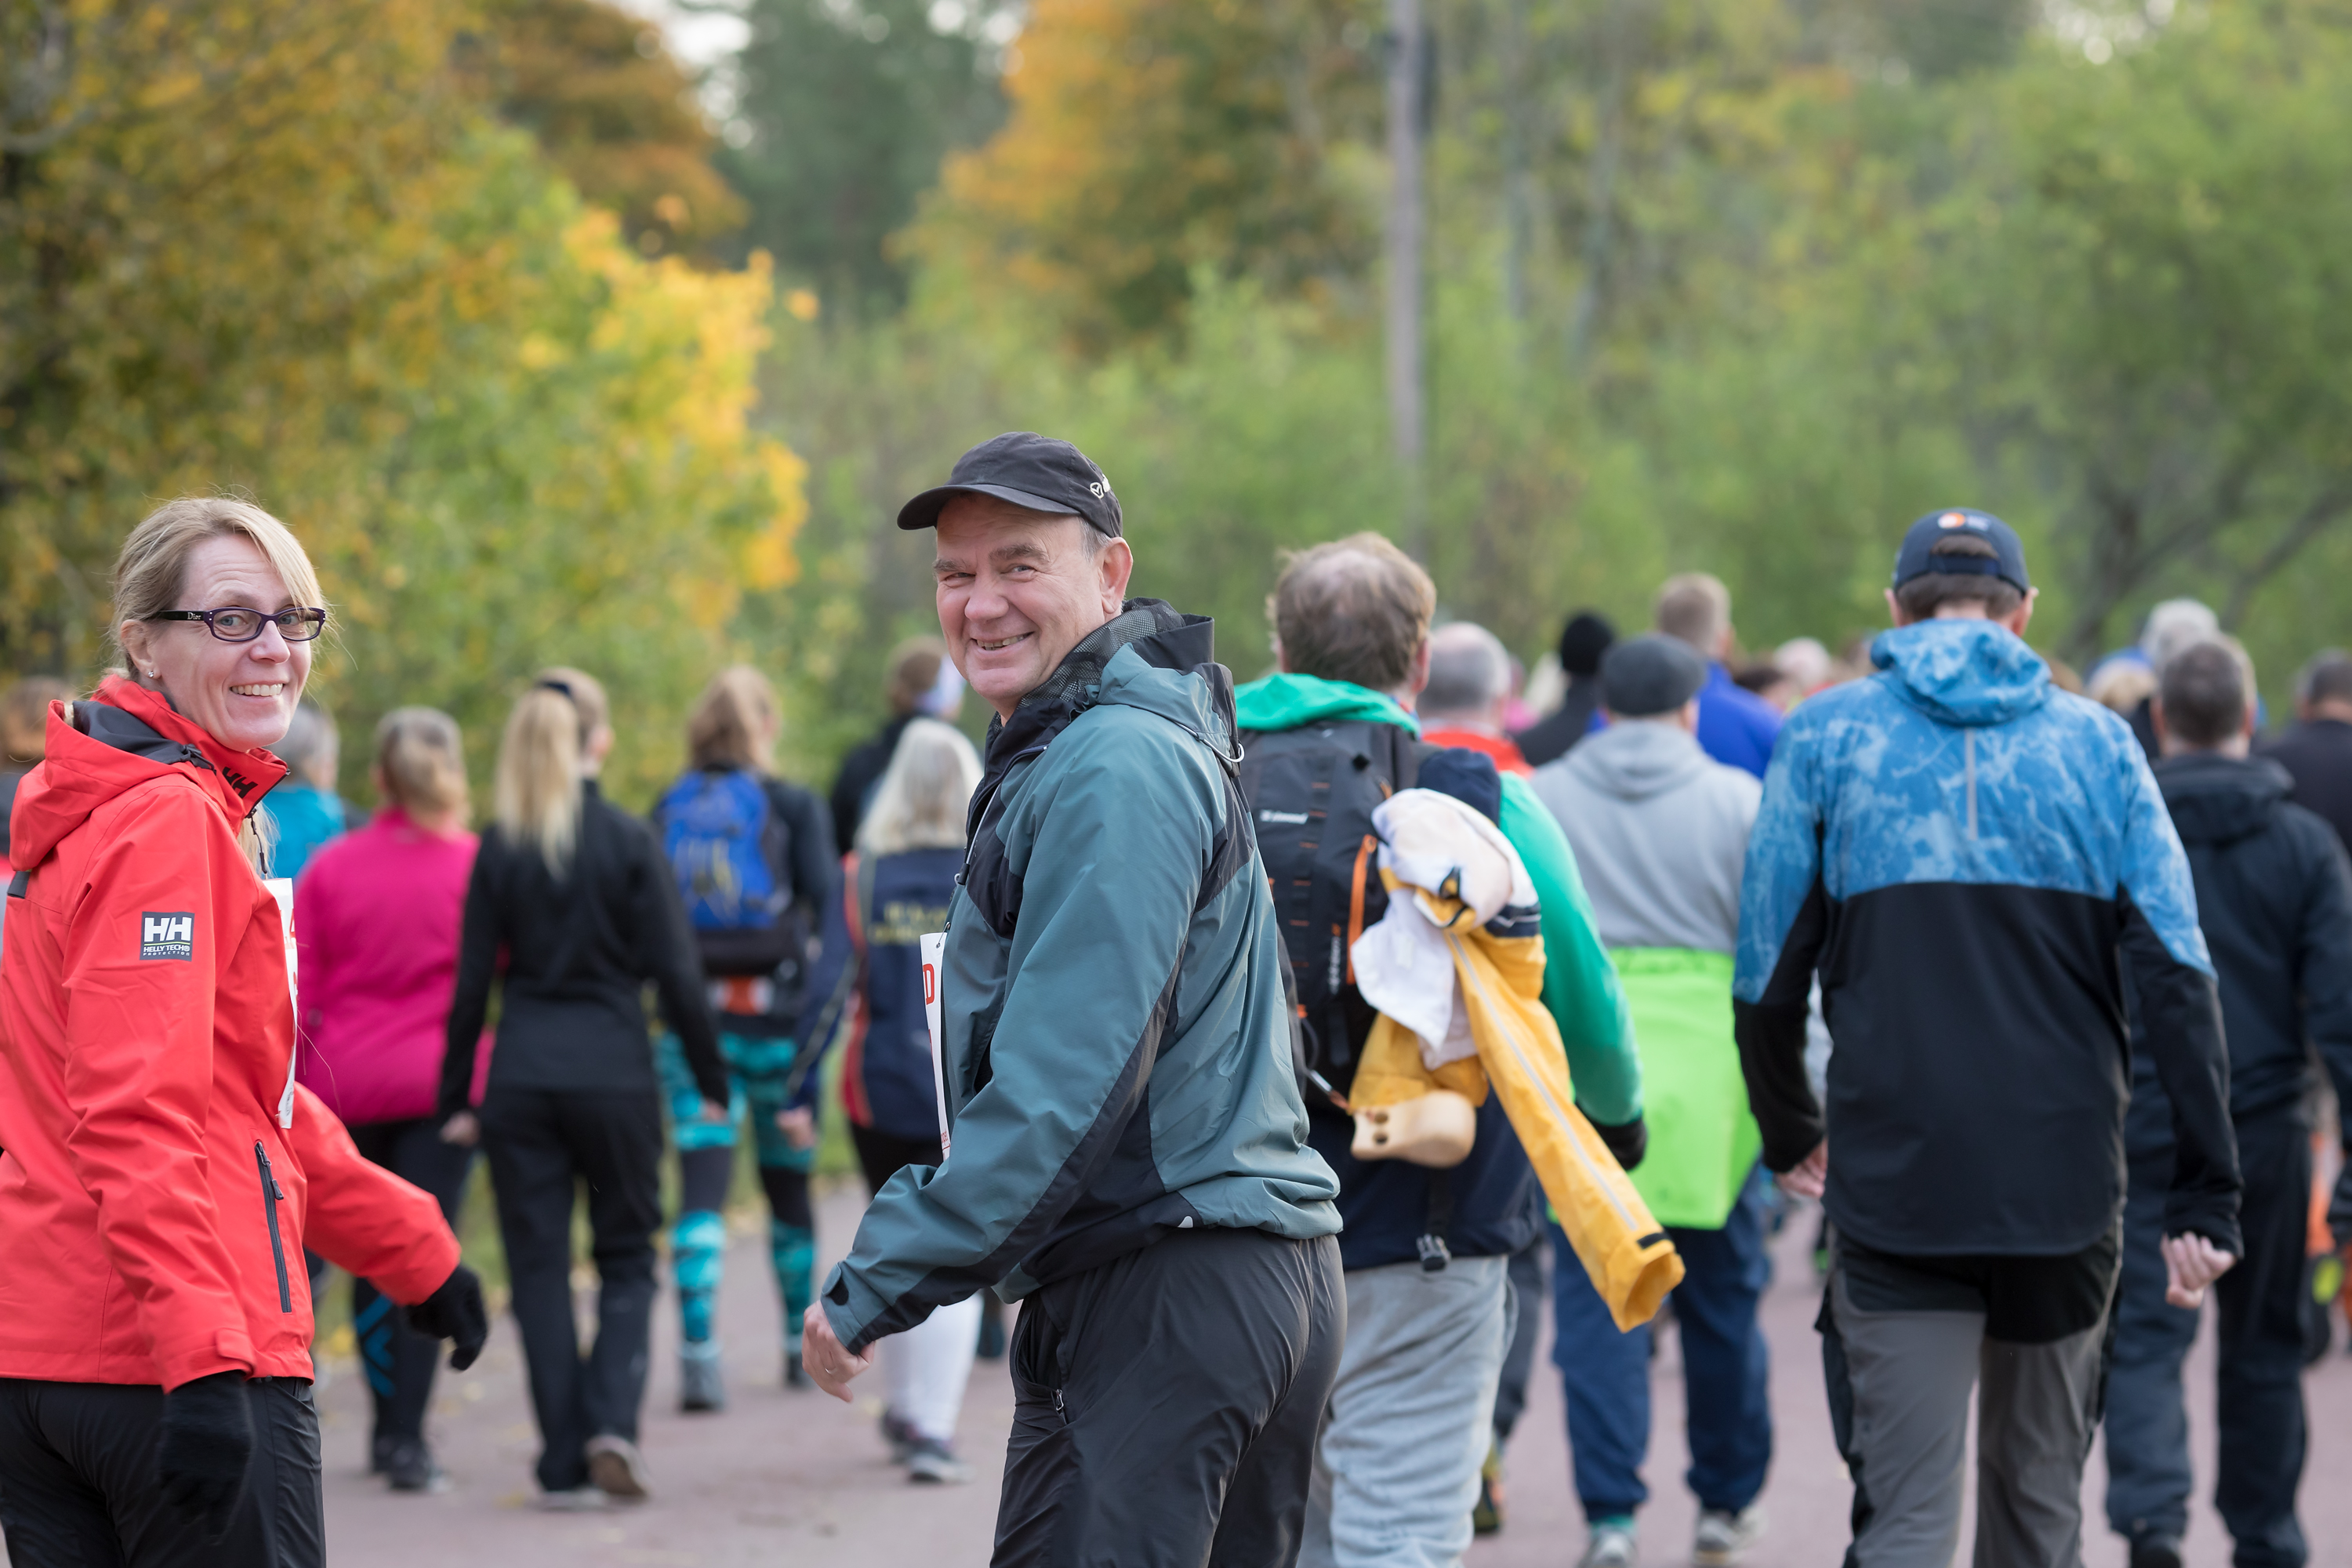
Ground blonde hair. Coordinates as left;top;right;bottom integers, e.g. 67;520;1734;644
494;666;607;873
109;497;327;668
376;706;469;822
857;718;982;857
687;665;779;772
1654;572;1733;653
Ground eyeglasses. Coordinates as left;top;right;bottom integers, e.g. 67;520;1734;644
148;607;328;644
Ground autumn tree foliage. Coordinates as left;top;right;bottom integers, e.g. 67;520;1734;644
0;0;803;804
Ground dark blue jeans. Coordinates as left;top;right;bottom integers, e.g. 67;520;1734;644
1552;1163;1773;1520
2104;1103;2310;1567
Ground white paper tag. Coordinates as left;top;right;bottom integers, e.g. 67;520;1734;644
920;931;949;1159
266;877;298;1129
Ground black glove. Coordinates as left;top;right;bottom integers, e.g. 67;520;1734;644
156;1370;253;1539
404;1264;488;1370
1592;1114;1649;1172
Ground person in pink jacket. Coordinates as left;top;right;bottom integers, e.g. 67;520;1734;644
294;706;483;1494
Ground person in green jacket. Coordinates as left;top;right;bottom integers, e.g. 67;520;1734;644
1235;532;1644;1568
798;433;1343;1568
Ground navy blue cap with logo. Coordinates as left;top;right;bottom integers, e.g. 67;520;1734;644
896;431;1123;539
1892;508;2031;593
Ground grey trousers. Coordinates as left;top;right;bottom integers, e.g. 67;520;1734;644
1300;1254;1515;1568
1822;1234;2117;1568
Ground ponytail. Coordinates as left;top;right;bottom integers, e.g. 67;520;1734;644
493;666;607;873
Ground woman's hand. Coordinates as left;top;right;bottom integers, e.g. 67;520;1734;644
775;1106;818;1152
800;1301;872;1403
439;1111;481;1148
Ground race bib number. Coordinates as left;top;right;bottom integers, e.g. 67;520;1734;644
266;878;298;1129
920;931;949;1159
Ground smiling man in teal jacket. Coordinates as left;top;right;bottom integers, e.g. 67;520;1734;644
799;434;1343;1568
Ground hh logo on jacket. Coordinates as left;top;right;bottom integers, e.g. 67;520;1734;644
140;912;194;960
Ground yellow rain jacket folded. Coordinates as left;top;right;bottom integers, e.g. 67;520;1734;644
1349;789;1682;1330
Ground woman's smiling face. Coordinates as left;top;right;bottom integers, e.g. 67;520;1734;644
119;533;312;753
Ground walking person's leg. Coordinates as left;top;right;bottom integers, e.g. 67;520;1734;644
1671;1166;1774;1563
737;1037;816;1384
659;1032;740;1410
2212;1110;2312;1568
481;1086;593;1497
562;1087;666;1501
1546;1218;1652;1560
1820;1240;1984;1568
1298;1252;1513;1568
2103;1143;2200;1560
1972;1235;2121;1568
853;1122;979;1480
1476;1234;1548;1533
372;1117;474;1487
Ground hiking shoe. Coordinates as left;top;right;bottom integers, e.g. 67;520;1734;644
535;1486;607;1512
880;1410;917;1464
369;1432;396;1476
1471;1438;1505;1534
2128;1537;2183;1568
783;1349;810;1389
383;1439;446;1494
1578;1519;1638;1568
585;1435;652;1503
905;1436;973;1485
1693;1505;1762;1566
680;1344;726;1413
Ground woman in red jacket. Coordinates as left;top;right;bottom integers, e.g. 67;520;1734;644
0;497;485;1566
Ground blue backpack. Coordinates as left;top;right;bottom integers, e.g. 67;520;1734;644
659;771;793;971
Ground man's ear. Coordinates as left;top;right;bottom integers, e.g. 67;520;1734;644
1403;638;1432;704
1098;536;1134;614
1272;634;1293;675
2002;588;2038;638
1883;588;1911;630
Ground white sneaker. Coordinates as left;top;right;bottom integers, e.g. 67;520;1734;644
905;1436;973;1485
1579;1520;1639;1568
585;1434;653;1503
1693;1505;1763;1566
535;1486;607;1512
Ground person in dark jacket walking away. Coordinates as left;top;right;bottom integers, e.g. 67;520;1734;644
798;432;1343;1568
826;637;964;855
438;667;730;1508
1235;533;1642;1568
0;676;68;863
2259;650;2352;855
1514;612;1613;769
2103;640;2352;1568
841;717;987;1484
294;707;482;1491
1737;509;2243;1568
651;666;837;1408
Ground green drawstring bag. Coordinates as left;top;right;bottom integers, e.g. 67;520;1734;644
1610;948;1762;1231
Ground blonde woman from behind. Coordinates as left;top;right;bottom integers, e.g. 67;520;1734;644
845;717;985;1483
437;669;729;1507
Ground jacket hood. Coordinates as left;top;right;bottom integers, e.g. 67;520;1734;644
1561;717;1713;801
2154;752;2289;847
1233;673;1419;736
9;676;286;871
1870;619;2053;729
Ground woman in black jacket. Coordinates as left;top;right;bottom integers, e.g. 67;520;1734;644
439;667;727;1508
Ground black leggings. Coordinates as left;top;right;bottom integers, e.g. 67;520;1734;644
0;1377;322;1567
849;1122;941;1196
677;1145;813;1229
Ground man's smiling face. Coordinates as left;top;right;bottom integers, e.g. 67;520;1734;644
934;495;1132;720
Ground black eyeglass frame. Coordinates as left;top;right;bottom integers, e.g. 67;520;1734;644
147;607;329;644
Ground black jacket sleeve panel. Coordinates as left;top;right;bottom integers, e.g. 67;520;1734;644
631;815;730;1105
2295;820;2352;1141
2120;891;2242;1254
1733;869;1832;1174
439;841;503;1118
777;782;838;916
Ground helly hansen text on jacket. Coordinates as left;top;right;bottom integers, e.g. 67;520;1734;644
1733;620;2241;1258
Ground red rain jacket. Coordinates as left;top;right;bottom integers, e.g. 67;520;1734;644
0;677;460;1391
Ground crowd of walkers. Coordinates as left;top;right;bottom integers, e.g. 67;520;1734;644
1;463;2349;1568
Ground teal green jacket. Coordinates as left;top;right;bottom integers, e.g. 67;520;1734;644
1232;673;1642;1125
820;606;1341;1354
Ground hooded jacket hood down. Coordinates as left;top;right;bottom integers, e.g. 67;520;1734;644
1;677;461;1390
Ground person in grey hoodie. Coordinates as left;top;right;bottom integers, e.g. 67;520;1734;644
797;433;1344;1568
1530;634;1772;1568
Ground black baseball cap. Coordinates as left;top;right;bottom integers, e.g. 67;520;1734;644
1600;633;1707;717
895;431;1123;538
1892;508;2031;593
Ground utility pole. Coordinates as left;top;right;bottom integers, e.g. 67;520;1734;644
1385;0;1428;560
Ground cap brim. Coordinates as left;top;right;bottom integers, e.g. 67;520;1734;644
895;483;1078;531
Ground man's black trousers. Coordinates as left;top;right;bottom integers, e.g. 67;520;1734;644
481;1084;663;1494
993;1227;1345;1568
0;1376;322;1567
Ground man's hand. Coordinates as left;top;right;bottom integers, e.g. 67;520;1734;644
695;1096;730;1125
1777;1141;1827;1201
775;1106;818;1152
800;1301;873;1405
439;1111;480;1148
2161;1232;2235;1309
